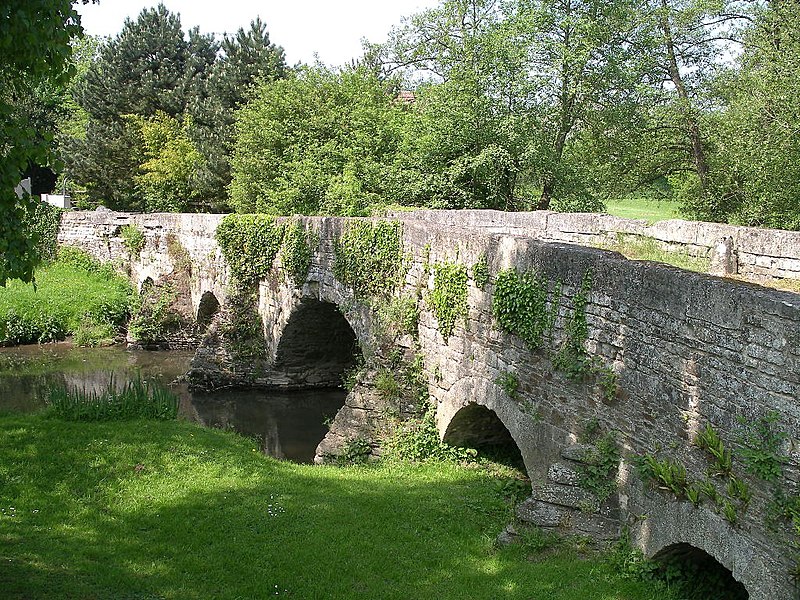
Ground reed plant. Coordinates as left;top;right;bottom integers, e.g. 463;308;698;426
46;375;178;421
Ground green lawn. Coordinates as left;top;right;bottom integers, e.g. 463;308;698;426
604;198;682;223
0;415;676;600
0;251;132;346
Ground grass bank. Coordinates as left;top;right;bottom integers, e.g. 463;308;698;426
0;414;677;600
0;248;132;346
604;198;681;223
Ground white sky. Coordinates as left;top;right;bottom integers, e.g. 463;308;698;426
74;1;438;67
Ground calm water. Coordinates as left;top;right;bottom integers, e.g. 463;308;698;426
0;343;345;463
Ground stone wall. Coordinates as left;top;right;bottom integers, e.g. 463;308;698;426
389;208;800;283
58;208;800;599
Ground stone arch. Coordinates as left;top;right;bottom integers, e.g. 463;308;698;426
630;496;784;600
443;402;526;472
652;543;748;599
273;298;362;388
196;291;220;327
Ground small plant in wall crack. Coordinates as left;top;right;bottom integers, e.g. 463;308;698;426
495;370;519;399
336;437;372;465
736;411;787;482
121;224;145;258
579;431;620;502
636;454;688;499
694;423;732;477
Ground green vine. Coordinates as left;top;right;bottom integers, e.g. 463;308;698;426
333;220;404;298
552;271;592;378
216;214;285;285
280;218;318;285
428;260;468;340
471;252;490;289
492;268;557;350
26;201;62;263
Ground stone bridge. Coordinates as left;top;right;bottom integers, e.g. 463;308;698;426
59;208;800;599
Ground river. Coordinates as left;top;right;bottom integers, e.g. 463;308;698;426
0;343;345;463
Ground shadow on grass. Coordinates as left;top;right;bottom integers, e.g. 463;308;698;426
0;415;667;600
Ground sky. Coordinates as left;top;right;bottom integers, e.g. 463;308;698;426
74;0;439;67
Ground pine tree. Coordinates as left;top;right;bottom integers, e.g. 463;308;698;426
66;4;215;210
189;18;287;207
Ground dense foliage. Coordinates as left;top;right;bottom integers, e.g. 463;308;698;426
0;0;95;284
6;0;800;233
333;220;405;298
230;67;408;215
215;214;286;284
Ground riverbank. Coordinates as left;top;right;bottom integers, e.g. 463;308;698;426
0;414;677;599
0;248;132;347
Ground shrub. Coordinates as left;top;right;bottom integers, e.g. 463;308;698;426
120;224;146;258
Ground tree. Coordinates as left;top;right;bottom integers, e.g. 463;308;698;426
704;1;800;229
127;112;204;213
189;18;287;207
229;66;409;215
584;0;753;213
66;4;216;210
0;0;94;285
378;0;642;211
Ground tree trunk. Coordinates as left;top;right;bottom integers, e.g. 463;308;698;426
537;0;575;211
660;0;710;189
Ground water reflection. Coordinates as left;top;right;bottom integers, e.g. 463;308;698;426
0;344;345;463
184;388;345;463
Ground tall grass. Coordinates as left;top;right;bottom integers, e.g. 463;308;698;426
0;247;132;346
598;234;710;274
46;375;178;421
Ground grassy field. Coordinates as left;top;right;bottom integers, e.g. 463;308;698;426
0;415;678;600
0;250;132;346
604;198;682;223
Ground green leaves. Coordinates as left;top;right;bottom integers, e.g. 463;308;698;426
333;220;405;298
279;219;318;286
492;268;555;350
427;260;469;340
216;214;286;285
230;67;408;216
